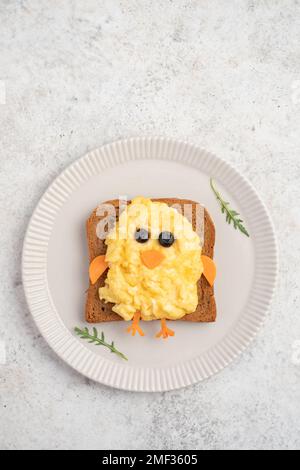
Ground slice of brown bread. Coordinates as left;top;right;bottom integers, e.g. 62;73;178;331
85;199;216;323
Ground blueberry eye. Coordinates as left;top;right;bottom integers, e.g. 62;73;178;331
135;228;150;243
159;231;175;248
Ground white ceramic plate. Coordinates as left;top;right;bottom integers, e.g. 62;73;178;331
23;138;278;392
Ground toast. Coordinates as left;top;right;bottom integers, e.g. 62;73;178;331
85;199;216;323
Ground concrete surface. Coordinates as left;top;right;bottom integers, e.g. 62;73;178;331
0;0;300;450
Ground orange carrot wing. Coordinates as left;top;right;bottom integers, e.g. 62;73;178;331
201;255;217;287
89;255;109;284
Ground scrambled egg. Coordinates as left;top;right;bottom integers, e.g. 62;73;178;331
99;197;203;321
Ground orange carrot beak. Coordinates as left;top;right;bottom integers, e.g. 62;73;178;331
141;250;165;269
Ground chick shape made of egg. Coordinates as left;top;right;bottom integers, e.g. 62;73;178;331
99;197;203;321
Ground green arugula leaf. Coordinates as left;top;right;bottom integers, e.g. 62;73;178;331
210;178;250;238
74;327;128;361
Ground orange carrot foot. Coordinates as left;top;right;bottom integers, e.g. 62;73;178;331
126;311;145;337
156;319;175;339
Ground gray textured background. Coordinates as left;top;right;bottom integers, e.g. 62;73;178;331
0;0;300;450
